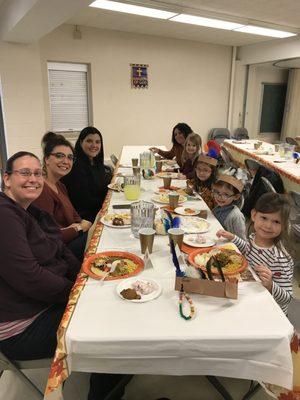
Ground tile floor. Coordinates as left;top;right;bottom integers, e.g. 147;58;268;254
0;369;274;400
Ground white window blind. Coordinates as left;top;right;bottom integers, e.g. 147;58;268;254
48;62;89;132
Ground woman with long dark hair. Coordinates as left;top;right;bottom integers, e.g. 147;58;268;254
33;132;92;261
149;122;193;168
62;126;112;222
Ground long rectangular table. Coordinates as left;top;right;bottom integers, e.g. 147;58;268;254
62;146;293;390
223;139;300;192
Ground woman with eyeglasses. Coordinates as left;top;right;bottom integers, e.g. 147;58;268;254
0;151;80;360
33;132;92;261
62;126;112;222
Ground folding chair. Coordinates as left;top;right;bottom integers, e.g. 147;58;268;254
209;128;231;144
0;351;51;400
232;128;249;140
110;154;119;167
286;137;298;146
261;176;276;193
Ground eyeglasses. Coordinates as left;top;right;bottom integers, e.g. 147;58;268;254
9;169;44;178
212;189;235;200
50;152;75;161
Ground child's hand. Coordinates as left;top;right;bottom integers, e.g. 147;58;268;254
254;265;273;291
177;173;186;180
216;229;235;241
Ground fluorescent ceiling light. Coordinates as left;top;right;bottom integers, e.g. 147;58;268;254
170;14;244;30
89;0;177;19
233;25;297;38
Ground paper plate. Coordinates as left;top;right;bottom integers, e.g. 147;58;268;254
183;234;215;248
179;217;210;233
174;207;200;216
83;251;144;280
101;213;131;228
117;278;162;303
151;194;187;204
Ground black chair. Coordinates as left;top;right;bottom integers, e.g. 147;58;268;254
208;128;231;144
220;145;237;168
286;137;298;146
242;165;284;218
261;176;276;193
233;128;249;140
0;351;51;399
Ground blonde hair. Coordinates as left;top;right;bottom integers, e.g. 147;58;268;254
181;133;202;164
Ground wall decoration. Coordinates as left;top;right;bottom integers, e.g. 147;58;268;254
131;64;149;89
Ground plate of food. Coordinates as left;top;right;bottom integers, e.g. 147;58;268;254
117;278;162;303
107;180;124;192
179;217;210;233
183;234;215;248
101;212;131;228
174;206;200;216
156;172;179;179
83;251;144;280
188;247;247;276
151;194;187;204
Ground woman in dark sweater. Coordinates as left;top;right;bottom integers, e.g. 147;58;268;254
149;122;193;168
0;151;80;359
62;126;112;223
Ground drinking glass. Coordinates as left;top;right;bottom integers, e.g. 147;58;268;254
284;144;294;160
124;175;141;201
131;201;156;238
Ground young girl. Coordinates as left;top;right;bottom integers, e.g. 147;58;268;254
178;133;202;180
217;193;293;314
212;174;246;239
193;154;218;210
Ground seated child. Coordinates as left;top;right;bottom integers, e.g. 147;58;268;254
217;193;293;314
212;174;246;239
178;133;202;180
193;154;217;210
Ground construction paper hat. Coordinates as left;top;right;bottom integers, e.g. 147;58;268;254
216;174;244;193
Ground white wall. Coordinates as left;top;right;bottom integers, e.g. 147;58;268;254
0;24;232;158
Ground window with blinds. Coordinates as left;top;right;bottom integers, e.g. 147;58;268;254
47;62;90;132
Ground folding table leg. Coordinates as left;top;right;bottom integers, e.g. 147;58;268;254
103;374;133;400
205;376;234;400
241;380;261;400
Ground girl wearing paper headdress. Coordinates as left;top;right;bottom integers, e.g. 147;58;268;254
212;173;246;239
193;154;218;210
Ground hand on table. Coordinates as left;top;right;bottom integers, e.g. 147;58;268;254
149;147;160;154
216;229;235;241
177;173;186;180
254;265;273;291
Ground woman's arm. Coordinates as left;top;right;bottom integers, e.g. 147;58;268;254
0;206;78;303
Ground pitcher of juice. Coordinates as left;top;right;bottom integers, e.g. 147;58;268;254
124;175;141;201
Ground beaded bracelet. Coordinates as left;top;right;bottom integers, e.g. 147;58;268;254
179;284;195;320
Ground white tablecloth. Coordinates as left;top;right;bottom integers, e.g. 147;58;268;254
223;139;300;192
66;146;294;389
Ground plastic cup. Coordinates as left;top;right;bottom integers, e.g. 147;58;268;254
168;193;179;210
139;228;155;254
168;228;184;250
132;158;139;167
124;175;140;201
163;177;172;189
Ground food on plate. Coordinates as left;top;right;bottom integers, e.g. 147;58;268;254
90;257;138;277
184;207;197;215
120;288;141;300
154;194;186;204
108;181;124;192
131;280;155;295
194;248;244;275
103;213;131;225
191;234;207;244
112;217;125;226
180;217;209;233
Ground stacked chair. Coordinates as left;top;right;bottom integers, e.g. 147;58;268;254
232;128;249;140
208;128;231;144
